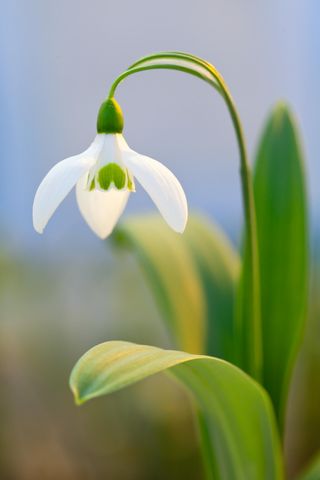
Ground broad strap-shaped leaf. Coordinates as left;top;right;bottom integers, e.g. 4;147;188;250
113;215;206;354
182;216;240;361
70;341;283;480
297;453;320;480
253;103;308;427
113;214;239;360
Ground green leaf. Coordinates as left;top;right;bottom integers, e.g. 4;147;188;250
253;103;308;427
114;215;206;354
298;453;320;480
183;216;240;361
70;340;283;480
114;215;239;360
235;240;263;377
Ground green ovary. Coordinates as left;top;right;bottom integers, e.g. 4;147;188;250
98;163;126;190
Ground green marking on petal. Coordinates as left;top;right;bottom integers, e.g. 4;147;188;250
98;163;126;190
89;178;95;191
127;171;135;191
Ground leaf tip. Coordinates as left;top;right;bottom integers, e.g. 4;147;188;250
74;395;86;406
69;375;86;406
271;101;297;128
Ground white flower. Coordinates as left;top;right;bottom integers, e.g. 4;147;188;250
32;132;188;239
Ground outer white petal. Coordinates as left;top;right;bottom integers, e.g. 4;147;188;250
76;175;130;239
33;154;95;234
122;151;188;233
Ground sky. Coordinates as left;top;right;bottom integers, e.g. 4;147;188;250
0;0;319;254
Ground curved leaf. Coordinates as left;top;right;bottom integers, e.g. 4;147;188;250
113;214;239;360
253;103;308;427
70;340;283;480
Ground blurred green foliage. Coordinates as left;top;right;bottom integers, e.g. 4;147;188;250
0;243;319;478
0;252;203;479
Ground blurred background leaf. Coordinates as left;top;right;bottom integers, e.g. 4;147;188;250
114;215;239;361
70;340;283;480
182;216;240;362
285;257;320;478
113;215;206;354
297;452;320;480
0;253;204;480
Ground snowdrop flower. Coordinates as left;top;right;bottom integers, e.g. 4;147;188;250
33;98;188;239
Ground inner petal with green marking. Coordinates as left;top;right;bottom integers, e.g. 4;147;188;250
97;163;132;190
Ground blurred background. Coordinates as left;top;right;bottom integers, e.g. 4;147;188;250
0;0;319;478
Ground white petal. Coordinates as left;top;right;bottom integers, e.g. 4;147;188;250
33;154;95;234
76;175;130;239
122;152;188;233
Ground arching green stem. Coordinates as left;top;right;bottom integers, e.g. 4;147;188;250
108;63;219;98
107;52;262;480
108;52;261;380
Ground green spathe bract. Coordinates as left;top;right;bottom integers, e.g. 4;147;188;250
70;341;283;480
97;97;124;134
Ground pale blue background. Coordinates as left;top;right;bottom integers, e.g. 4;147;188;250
1;0;318;254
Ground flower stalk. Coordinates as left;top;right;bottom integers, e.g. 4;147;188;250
33;51;263;480
107;51;262;480
108;51;261;381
